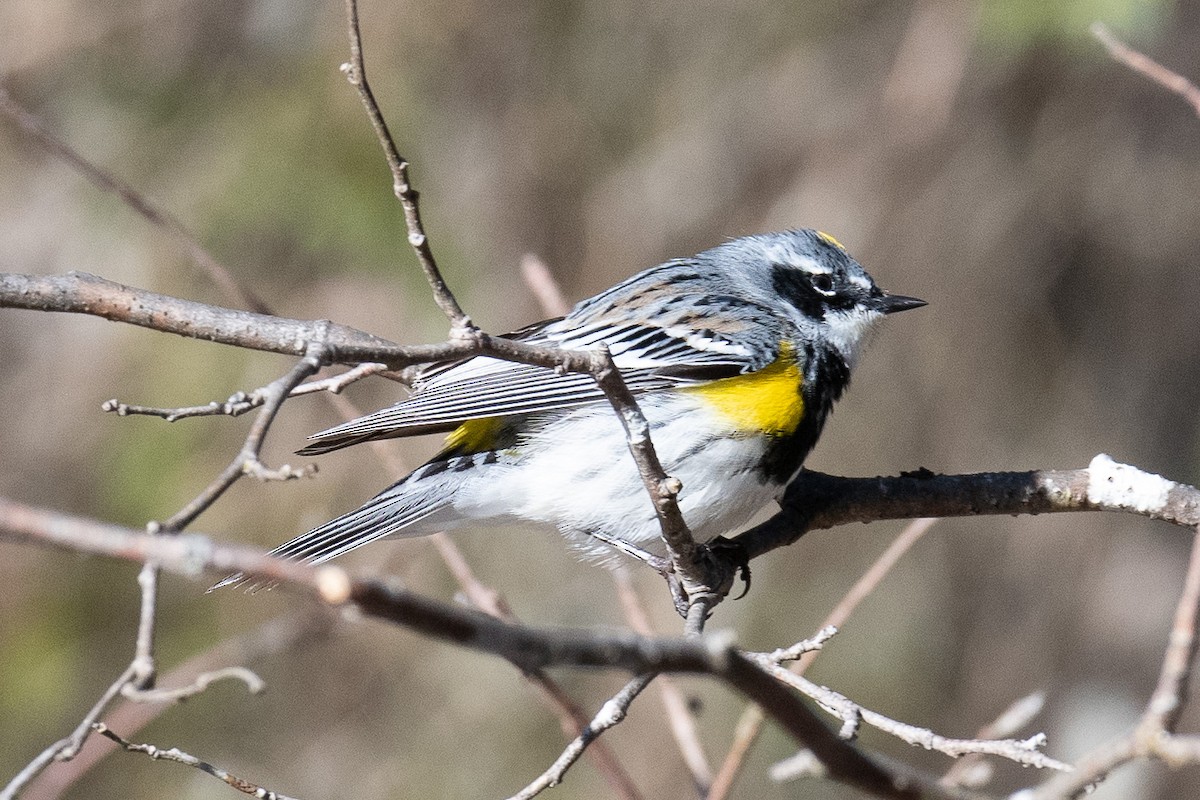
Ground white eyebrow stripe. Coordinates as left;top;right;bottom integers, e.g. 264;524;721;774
761;243;831;274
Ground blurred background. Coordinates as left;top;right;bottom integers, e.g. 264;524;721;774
2;0;1199;798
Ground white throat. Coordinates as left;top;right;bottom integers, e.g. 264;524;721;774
823;307;883;368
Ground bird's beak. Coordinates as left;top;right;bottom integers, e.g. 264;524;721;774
875;294;927;314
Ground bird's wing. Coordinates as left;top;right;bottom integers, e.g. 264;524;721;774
298;293;783;456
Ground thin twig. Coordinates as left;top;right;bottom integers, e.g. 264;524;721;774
614;567;713;791
1027;526;1200;798
0;663;138;800
756;661;1069;771
708;518;937;799
1092;23;1200;117
123;666;265;703
756;626;839;664
93;724;301;800
101;364;391;422
341;0;472;332
0;499;936;800
0;86;269;314
941;692;1047;789
22;613;332;800
509;674;656;800
102;394;261;421
292;362;392;395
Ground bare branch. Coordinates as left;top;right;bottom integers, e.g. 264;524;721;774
941;693;1047;789
22;613;331;800
0;272;400;364
1027;526;1200;798
122;666;265;704
710;519;936;799
93;724;300;800
102;363;392;422
0;272;641;388
740;459;1199;561
292;362;392;395
102;394;261;421
757;626;839;664
757;661;1069;771
509;674;656;800
0;87;270;315
340;0;472;332
0;497;932;800
1092;23;1200;118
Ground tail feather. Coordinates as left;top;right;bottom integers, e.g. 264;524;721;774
209;477;449;592
295;420;458;456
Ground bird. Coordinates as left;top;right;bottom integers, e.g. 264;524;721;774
212;230;923;590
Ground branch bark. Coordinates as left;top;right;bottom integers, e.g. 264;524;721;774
739;458;1199;561
0;496;933;800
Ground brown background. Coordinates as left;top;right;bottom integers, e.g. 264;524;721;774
2;1;1199;798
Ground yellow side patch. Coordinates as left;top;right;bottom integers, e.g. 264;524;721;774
816;230;845;250
682;347;804;436
443;417;502;453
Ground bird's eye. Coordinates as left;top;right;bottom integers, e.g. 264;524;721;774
811;273;835;295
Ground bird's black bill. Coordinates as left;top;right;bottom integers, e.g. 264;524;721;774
876;294;926;314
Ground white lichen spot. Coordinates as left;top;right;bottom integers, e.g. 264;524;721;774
1087;453;1175;513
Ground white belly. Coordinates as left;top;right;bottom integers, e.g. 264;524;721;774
449;396;780;558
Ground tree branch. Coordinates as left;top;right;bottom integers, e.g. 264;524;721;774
1092;23;1200;117
739;457;1199;561
0;87;270;315
1027;526;1200;798
0;496;938;800
92;724;300;800
341;0;472;332
710;520;936;800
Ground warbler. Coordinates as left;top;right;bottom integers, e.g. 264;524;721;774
214;230;922;589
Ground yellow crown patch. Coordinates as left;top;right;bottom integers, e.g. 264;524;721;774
816;231;845;250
